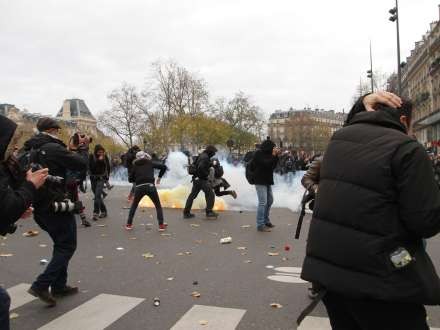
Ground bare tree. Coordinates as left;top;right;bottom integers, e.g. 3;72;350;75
98;83;147;148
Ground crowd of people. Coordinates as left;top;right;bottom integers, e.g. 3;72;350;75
1;91;440;329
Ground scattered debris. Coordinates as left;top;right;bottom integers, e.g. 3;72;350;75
241;252;247;256
269;245;276;249
199;320;208;326
268;252;279;256
9;312;19;320
22;230;39;237
270;303;283;309
194;240;203;244
97;224;107;227
237;246;247;250
190;224;200;228
122;206;130;209
101;234;108;237
193;281;198;285
239;211;243;213
240;225;251;228
191;291;201;298
185;251;192;255
142;252;155;259
282;257;288;261
266;265;275;269
167;277;174;281
177;252;184;256
220;237;232;244
129;237;137;240
0;254;13;257
284;245;291;251
40;259;48;265
208;232;218;236
153;297;160;307
38;244;47;248
244;260;252;263
116;247;124;251
160;233;172;237
95;256;104;259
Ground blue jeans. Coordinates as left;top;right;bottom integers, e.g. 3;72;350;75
255;185;273;228
0;288;10;330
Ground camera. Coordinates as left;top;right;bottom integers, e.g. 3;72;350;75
53;199;83;214
31;163;64;185
71;133;92;147
0;224;17;237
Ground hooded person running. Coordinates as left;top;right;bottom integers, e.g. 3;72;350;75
126;151;168;231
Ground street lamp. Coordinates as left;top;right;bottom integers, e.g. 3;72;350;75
389;0;402;95
367;41;374;93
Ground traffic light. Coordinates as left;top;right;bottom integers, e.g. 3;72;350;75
389;7;397;22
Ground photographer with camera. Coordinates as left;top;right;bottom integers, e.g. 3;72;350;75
0;116;48;329
22;118;89;307
89;144;111;221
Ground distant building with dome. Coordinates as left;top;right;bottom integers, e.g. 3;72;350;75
56;99;97;135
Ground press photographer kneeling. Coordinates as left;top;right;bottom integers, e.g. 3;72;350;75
0;116;48;330
22;118;89;307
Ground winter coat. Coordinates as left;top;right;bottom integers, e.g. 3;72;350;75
196;152;213;180
301;108;440;305
89;145;111;180
252;140;278;185
23;133;88;213
301;158;322;193
129;158;167;185
0;116;36;229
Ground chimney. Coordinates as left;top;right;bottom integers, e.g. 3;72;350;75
62;100;70;119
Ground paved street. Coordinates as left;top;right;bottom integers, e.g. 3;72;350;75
1;187;440;330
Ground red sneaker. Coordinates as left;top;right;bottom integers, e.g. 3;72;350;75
125;224;133;230
158;224;168;232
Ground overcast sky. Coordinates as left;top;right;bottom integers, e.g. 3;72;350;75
1;0;439;118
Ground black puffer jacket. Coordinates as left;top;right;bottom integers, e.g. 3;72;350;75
0;116;36;228
252;140;278;185
129;158;167;185
196;146;217;180
23;133;88;213
301;108;440;305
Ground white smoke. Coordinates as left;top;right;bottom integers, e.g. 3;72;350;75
110;151;305;212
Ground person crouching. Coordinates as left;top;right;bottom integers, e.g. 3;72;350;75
126;151;168;231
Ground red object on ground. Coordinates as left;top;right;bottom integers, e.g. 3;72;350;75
284;244;291;251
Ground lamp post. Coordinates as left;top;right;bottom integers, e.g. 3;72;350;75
367;41;374;93
389;0;402;95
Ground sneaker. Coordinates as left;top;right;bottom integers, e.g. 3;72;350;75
92;213;99;221
28;287;56;307
257;225;271;232
183;213;195;219
231;191;238;199
206;211;218;218
81;219;91;227
107;184;114;190
99;212;107;219
51;285;79;298
125;224;133;230
158;223;168;232
265;222;275;228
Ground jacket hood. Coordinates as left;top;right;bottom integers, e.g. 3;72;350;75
134;158;150;166
204;145;217;158
349;107;407;134
24;132;65;151
0;116;17;160
94;144;105;155
260;139;275;153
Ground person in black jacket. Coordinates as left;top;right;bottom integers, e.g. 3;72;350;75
122;145;140;202
126;151;167;231
89;144;111;220
0;116;48;330
183;145;218;219
251;139;280;232
300;100;440;330
25;117;89;307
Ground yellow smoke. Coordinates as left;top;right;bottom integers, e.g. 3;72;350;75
139;184;227;211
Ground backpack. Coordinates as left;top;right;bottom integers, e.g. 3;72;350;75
187;155;200;176
245;152;256;185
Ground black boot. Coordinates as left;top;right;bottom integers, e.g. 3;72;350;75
51;285;79;298
206;211;218;218
28;287;56;307
183;212;195;219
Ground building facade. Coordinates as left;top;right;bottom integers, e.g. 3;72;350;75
402;5;440;146
268;107;345;152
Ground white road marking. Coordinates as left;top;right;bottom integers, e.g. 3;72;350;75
298;316;440;330
267;267;307;284
38;294;144;330
171;304;246;330
7;283;36;310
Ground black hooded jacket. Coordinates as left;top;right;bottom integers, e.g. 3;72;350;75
23;132;88;213
196;146;217;180
252;140;278;185
0;116;36;229
129;158;167;185
89;144;111;179
301;108;440;305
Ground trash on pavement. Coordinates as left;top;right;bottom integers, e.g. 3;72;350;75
22;230;39;237
193;281;198;285
284;244;291;251
220;237;232;244
153;297;160;307
95;256;104;259
9;312;19;319
190;224;200;228
40;259;48;264
199;320;208;326
270;303;283;309
191;291;201;298
240;225;251;228
142;252;155;259
237;246;247;250
116;247;124;251
268;252;279;256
